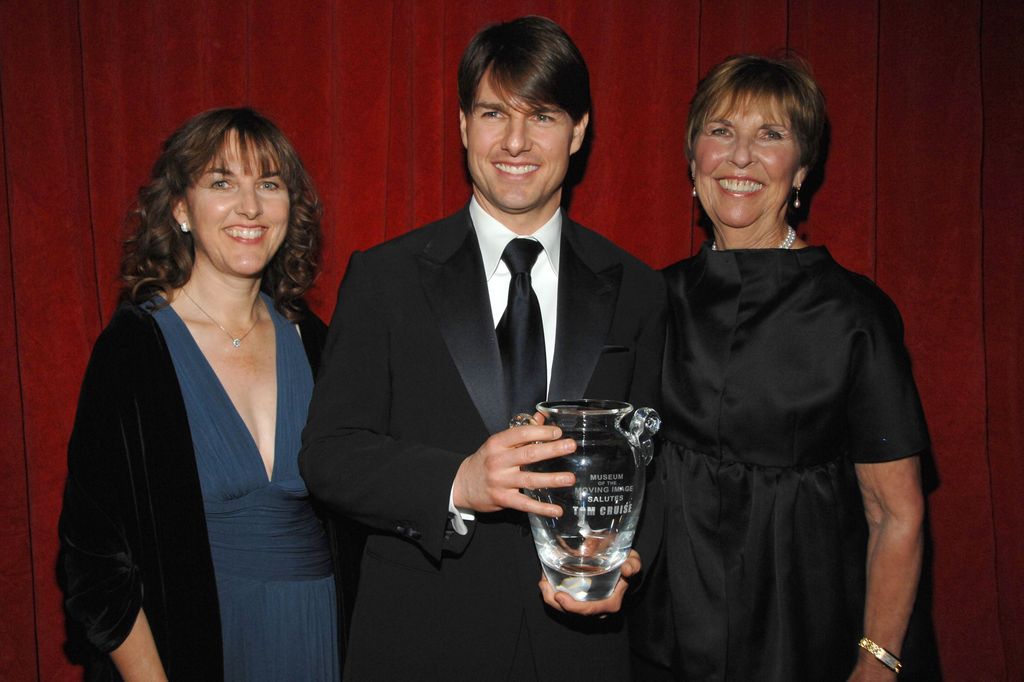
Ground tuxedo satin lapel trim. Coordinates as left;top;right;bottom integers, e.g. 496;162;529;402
418;215;508;435
549;222;622;402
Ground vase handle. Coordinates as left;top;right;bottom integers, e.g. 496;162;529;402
509;413;538;428
618;407;660;466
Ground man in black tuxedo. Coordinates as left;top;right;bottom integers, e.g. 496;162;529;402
301;16;665;681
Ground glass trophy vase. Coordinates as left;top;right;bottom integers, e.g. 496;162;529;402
520;399;659;601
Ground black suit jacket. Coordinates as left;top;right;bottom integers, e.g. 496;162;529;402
300;208;665;681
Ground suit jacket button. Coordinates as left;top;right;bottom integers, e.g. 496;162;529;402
395;524;422;540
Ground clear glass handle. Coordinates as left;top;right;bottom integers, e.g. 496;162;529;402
509;413;538;428
616;407;660;465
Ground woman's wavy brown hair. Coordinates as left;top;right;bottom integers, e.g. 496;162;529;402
120;107;322;320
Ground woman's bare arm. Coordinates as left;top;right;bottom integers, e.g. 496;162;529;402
848;456;924;681
109;608;168;682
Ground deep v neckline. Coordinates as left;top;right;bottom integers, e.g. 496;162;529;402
159;294;285;483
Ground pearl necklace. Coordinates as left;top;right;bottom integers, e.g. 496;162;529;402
713;225;796;251
182;289;261;348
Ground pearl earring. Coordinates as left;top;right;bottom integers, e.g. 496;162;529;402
180;221;190;233
793;186;801;209
692;186;697;198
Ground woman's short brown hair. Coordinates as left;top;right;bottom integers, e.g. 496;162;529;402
121;107;321;320
685;54;827;170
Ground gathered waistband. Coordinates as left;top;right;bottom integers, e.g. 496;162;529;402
205;486;332;581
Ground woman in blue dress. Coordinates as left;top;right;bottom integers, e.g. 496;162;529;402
60;107;341;681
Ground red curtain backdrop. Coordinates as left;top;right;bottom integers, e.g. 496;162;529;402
1;1;1021;679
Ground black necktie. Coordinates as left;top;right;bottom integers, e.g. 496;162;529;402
497;239;546;416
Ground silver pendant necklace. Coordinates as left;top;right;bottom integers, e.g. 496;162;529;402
713;225;796;251
181;289;260;348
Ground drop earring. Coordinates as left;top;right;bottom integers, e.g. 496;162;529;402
793;186;801;209
180;221;190;233
692;186;697;198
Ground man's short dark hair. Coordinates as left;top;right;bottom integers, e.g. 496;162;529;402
458;16;591;122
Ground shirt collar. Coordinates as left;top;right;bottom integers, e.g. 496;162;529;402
470;196;562;281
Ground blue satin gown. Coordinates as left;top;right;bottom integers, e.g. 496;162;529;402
154;295;339;681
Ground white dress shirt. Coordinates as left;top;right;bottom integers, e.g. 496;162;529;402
470;197;560;385
449;198;563;533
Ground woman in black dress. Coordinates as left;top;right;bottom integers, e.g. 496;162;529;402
637;56;929;681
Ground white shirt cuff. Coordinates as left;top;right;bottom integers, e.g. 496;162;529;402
448;486;474;536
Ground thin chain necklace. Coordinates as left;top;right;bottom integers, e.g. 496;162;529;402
712;225;796;251
181;288;261;348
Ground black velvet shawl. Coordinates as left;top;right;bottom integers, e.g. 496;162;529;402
59;302;327;681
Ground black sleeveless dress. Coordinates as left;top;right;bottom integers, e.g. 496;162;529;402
655;244;928;681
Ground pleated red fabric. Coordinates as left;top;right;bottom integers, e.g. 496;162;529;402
0;2;1019;679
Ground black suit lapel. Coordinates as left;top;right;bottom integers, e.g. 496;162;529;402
549;220;622;402
417;212;508;435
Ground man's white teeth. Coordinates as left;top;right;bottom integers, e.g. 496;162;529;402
227;227;263;239
718;178;763;193
496;163;538;175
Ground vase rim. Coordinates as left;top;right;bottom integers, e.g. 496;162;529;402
537;399;633;416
